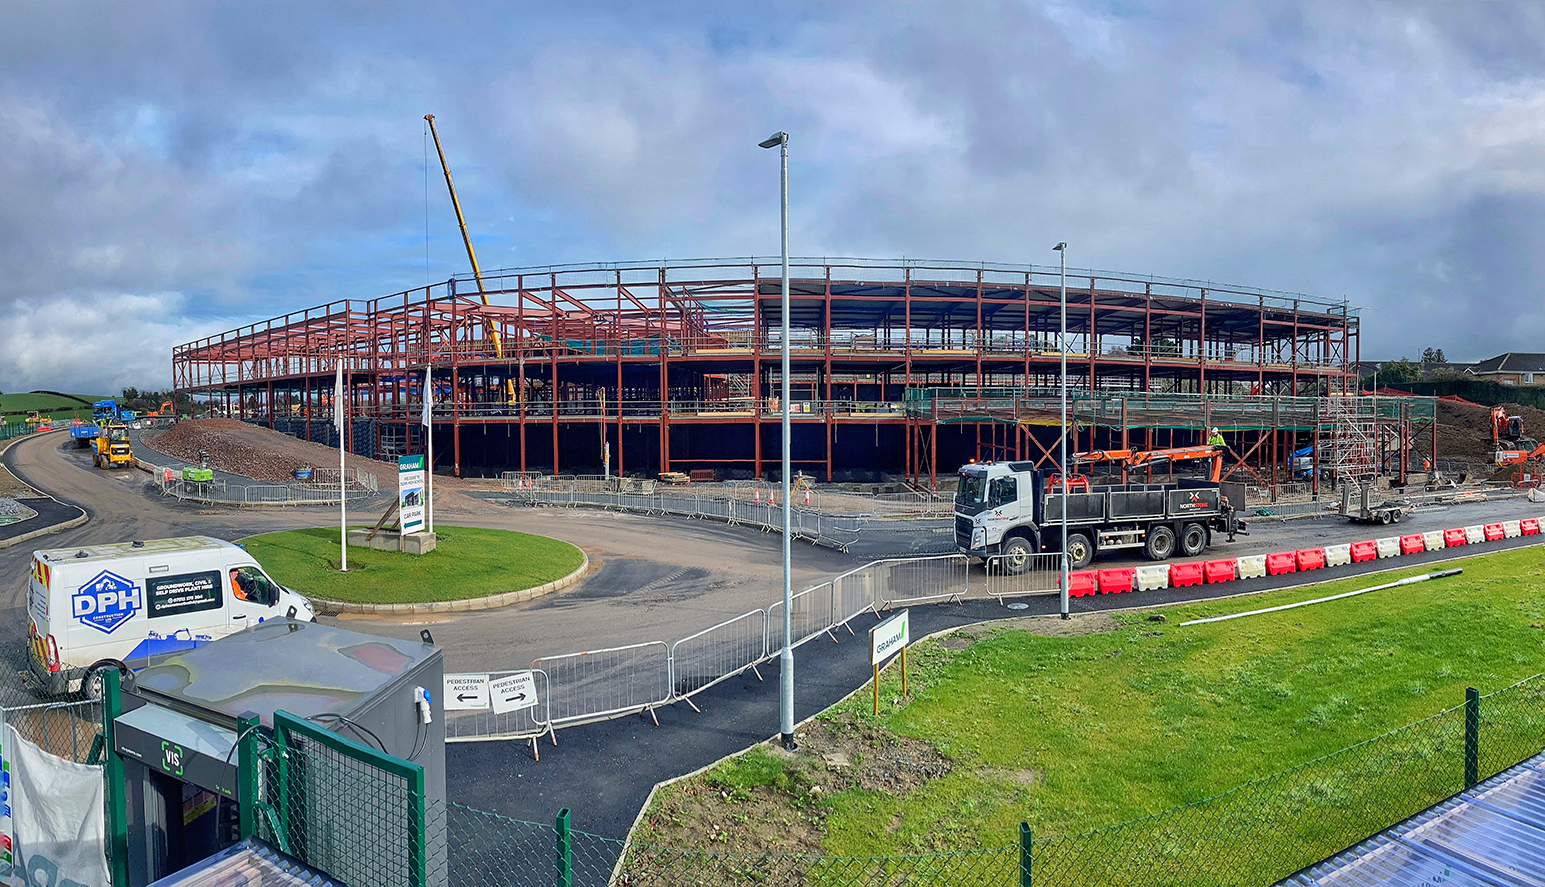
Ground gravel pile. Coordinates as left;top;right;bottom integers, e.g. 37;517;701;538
143;419;403;485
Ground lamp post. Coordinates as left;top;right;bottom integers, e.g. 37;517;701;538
760;130;796;749
1053;242;1069;620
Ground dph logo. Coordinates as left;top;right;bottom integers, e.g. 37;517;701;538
73;571;142;634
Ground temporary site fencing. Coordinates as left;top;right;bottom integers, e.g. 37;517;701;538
499;473;956;554
153;464;381;506
442;552;998;745
187;673;1545;887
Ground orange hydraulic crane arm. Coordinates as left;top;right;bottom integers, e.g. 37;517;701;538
1074;446;1223;483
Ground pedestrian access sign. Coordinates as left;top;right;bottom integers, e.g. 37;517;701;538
489;672;539;714
443;674;489;711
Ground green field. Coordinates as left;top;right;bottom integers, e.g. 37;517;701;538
242;525;585;604
0;391;108;425
637;547;1545;881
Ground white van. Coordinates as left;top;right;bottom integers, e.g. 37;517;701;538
27;536;315;696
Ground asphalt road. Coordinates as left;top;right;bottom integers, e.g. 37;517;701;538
7;427;1545;848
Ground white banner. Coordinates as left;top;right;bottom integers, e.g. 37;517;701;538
0;723;107;887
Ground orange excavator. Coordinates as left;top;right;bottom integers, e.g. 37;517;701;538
1491;406;1542;466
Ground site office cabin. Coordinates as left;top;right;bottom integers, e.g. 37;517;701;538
27;536;314;696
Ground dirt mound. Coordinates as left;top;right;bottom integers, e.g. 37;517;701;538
1435;401;1545;477
144;419;405;485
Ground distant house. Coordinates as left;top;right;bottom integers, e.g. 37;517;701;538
1467;353;1545;386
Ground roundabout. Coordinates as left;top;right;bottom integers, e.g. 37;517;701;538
241;525;588;613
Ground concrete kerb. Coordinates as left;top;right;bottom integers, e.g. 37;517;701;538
0;433;89;550
614;536;1545;857
309;549;591;616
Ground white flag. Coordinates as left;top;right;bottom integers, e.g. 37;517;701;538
334;360;345;429
422;367;433;427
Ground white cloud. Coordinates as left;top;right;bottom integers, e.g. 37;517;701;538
0;292;230;395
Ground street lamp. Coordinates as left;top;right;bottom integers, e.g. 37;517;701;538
1053;242;1069;620
760;130;796;749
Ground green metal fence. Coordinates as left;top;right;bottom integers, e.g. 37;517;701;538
92;673;1543;886
242;710;433;887
0;422;33;442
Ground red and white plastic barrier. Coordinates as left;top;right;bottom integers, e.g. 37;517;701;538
1203;559;1237;584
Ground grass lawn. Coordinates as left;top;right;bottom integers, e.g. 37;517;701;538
637;546;1545;881
0;392;106;425
242;525;584;604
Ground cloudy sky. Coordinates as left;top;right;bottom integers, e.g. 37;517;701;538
2;0;1542;395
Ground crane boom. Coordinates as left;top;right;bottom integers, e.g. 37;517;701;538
424;114;516;400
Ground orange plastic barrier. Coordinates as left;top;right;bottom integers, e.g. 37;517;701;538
1169;562;1204;587
1096;568;1135;594
1296;548;1325;571
1443;528;1467;547
1203;560;1237;584
1350;540;1378;563
1066;571;1098;597
1484;523;1505;542
1266;552;1297;575
1523;519;1541;536
1399;534;1425;555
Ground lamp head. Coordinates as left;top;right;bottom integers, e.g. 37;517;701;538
1053;242;1067;251
759;132;789;149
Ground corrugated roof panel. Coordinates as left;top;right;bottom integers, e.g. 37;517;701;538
1280;755;1545;887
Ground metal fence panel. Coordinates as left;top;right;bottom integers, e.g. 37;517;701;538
985;553;1063;601
669;610;770;702
874;554;970;610
766;583;837;650
535;642;673;728
442;669;552;743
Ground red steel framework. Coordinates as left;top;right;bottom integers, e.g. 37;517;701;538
172;257;1364;484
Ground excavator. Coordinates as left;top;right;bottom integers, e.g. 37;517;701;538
1491;406;1543;466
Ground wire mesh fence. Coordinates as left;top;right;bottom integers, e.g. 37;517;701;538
4;697;105;764
252;712;434;887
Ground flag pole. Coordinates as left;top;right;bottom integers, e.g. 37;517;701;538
424;365;435;534
337;356;348;573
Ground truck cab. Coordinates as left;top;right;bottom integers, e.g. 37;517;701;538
956;450;1245;573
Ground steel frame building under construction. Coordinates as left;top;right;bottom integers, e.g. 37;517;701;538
172;257;1434;493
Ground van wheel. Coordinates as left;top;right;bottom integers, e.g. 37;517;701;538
80;669;105;702
1001;536;1034;575
79;662;124;702
1064;532;1094;570
1145;525;1176;560
1180;522;1207;557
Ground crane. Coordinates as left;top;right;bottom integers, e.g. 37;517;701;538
424;114;517;401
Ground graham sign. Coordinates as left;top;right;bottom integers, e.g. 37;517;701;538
398;455;426;534
870;609;909;666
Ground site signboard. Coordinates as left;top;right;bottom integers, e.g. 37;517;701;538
399;455;426;534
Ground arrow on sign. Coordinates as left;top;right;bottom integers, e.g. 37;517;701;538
489;671;540;714
443;674;491;711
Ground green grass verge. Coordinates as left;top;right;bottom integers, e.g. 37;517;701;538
242;525;584;604
641;545;1545;878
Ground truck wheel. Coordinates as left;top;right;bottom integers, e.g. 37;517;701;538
1145;525;1176;560
1001;536;1034;575
1180;522;1207;557
1065;532;1094;570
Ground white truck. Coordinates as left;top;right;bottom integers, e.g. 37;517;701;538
955;447;1247;572
27;536;315;697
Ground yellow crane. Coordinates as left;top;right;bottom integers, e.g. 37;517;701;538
424;114;517;401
